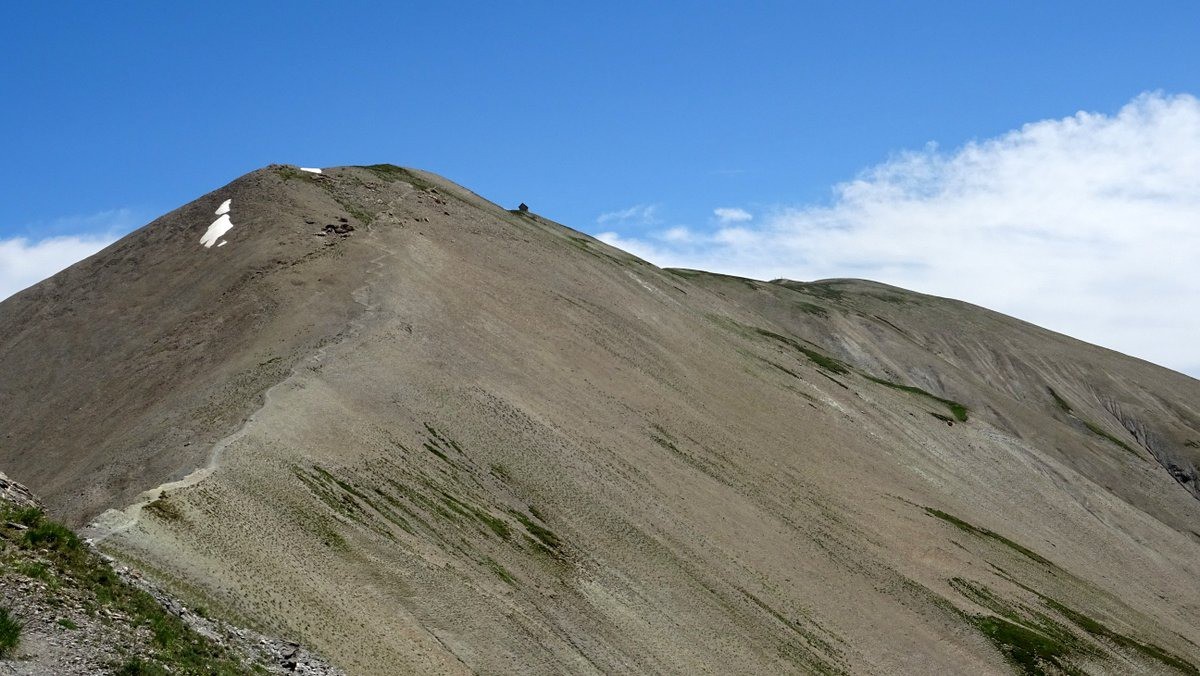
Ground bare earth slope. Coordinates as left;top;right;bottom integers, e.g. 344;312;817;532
3;165;1200;674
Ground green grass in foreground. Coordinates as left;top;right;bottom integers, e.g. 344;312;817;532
1;506;247;674
0;607;21;657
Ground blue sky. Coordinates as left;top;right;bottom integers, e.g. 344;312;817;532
2;2;1198;375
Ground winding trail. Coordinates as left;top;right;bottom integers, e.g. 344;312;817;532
85;207;400;543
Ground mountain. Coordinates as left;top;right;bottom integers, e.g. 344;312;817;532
2;164;1199;675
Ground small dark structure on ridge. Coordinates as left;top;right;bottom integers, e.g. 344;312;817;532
518;203;529;212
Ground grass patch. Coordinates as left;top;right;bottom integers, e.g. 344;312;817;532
865;375;968;422
16;561;53;583
0;607;21;657
973;615;1077;675
143;495;184;522
422;423;465;461
484;557;518;586
343;205;375;225
442;494;511;540
794;301;830;318
750;327;851;375
360;164;437;191
512;512;562;555
1046;388;1139;456
923;507;1055;568
57;617;78;630
1047;387;1073;413
1040;597;1198;674
0;507;245;673
1081;420;1139;456
275;166;316;182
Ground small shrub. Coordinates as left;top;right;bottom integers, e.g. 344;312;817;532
115;658;169;676
57;617;78;630
0;607;22;657
22;514;81;553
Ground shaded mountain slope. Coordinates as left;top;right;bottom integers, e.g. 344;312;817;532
2;165;1199;674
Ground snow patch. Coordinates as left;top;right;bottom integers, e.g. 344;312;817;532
215;198;231;216
200;214;234;248
299;167;323;174
217;240;228;247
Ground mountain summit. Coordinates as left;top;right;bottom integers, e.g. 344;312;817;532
2;165;1199;674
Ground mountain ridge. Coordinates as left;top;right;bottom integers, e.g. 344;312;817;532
2;164;1199;674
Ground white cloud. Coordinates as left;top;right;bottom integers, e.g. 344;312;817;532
660;226;693;243
597;204;661;226
0;234;116;300
0;209;135;301
713;207;752;224
600;92;1200;376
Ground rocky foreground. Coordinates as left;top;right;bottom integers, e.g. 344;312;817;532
0;472;341;675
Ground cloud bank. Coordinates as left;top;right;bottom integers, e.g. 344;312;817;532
599;92;1200;376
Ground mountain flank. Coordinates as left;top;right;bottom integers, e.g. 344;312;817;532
1;164;1199;674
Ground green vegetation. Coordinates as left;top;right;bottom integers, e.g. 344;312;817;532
865;375;969;421
923;507;1055;568
512;511;562;555
0;607;21;657
762;358;803;380
1080;420;1139;456
0;506;246;673
773;280;846;301
737;587;844;674
1046;388;1139;456
441;493;511;540
483;557;518;586
422;423;465;461
144;495;184;522
1047;387;1073;413
750;326;851;375
948;578;1084;675
274;166;316;182
973;615;1078;675
17;560;52;583
57;617;78;630
1028;591;1199;674
489;463;512;482
360;164;439;192
794;301;830;318
867;292;912;305
342;205;375;225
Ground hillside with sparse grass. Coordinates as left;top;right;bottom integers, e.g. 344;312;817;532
2;165;1199;674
